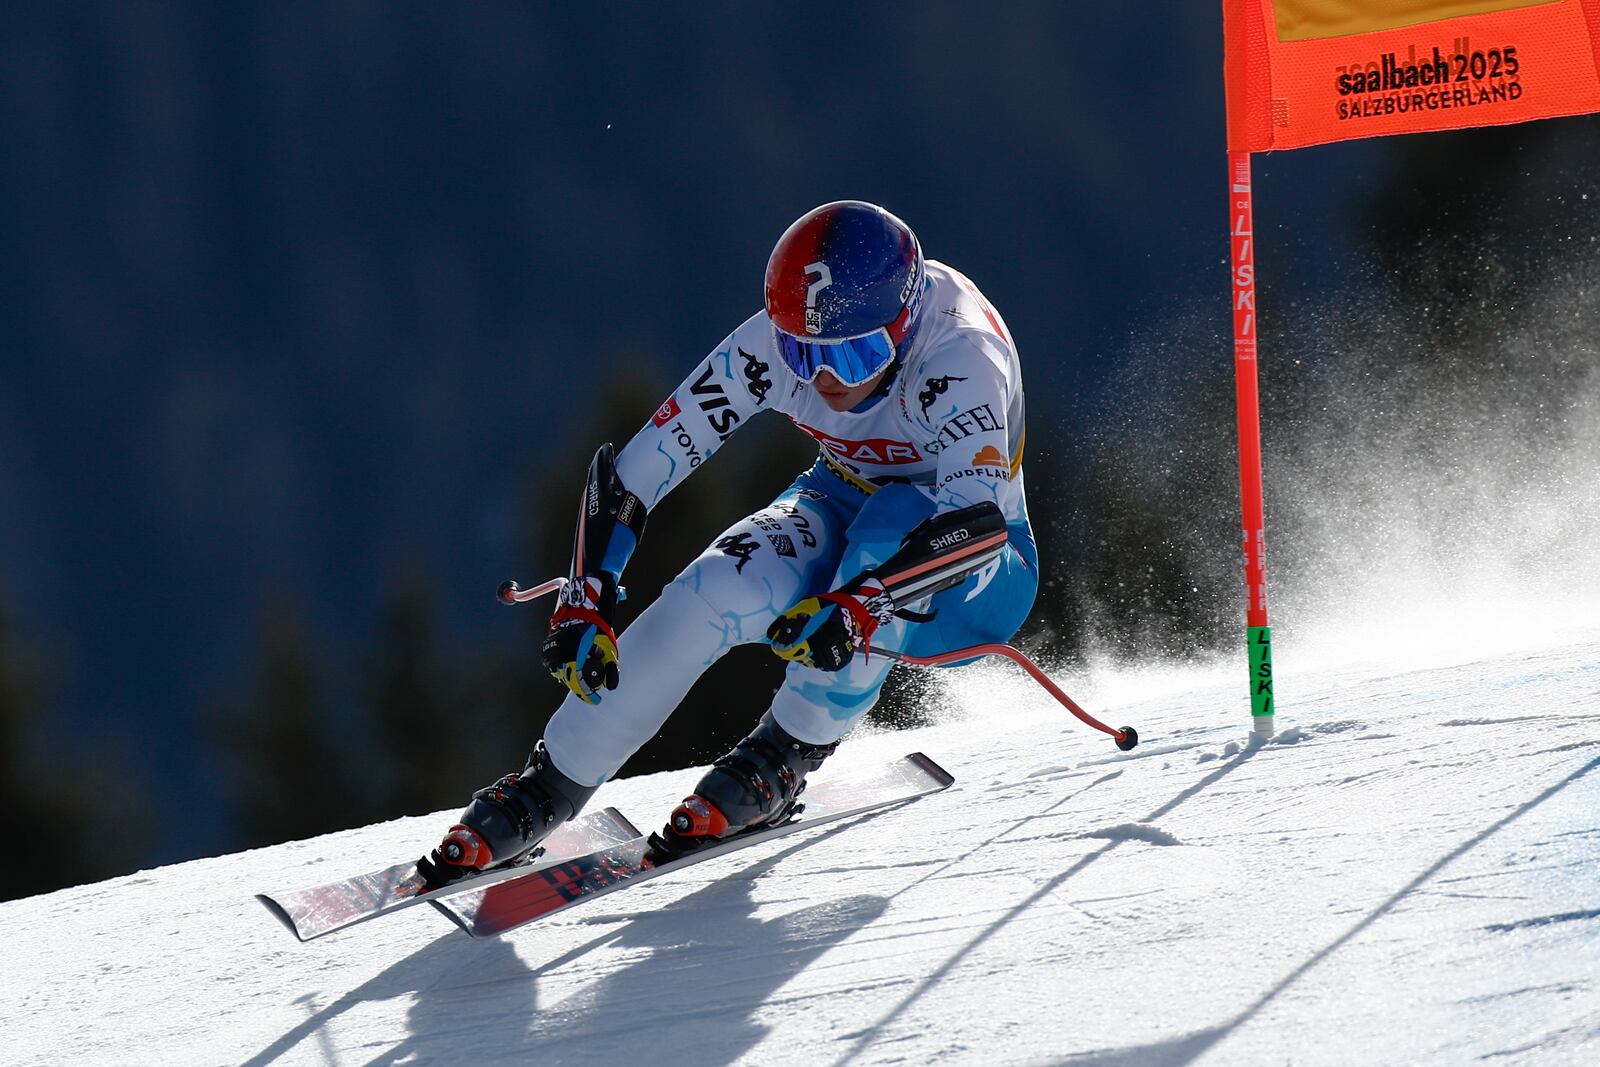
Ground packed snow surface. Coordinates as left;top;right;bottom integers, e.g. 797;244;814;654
3;628;1598;1065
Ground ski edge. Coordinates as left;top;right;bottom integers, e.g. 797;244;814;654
435;751;954;939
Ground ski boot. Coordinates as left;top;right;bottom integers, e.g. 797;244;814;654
418;742;598;888
648;711;839;861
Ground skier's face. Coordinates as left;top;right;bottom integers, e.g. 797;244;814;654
813;365;890;411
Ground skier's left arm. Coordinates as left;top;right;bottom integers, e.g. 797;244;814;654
767;343;1018;672
920;340;1020;515
766;500;1009;670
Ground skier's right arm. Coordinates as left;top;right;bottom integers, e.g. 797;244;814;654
543;314;778;703
613;312;778;511
541;442;647;704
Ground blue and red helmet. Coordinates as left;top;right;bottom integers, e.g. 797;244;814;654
764;201;925;387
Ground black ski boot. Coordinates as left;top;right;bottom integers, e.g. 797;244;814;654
649;712;839;861
418;742;598;888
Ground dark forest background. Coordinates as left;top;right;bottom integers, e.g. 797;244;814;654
3;4;1596;901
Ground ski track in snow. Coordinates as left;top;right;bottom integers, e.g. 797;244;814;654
2;629;1599;1065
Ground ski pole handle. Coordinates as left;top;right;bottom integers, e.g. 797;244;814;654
496;577;568;604
874;643;1139;751
496;576;627;605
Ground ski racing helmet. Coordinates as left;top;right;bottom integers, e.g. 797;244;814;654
764;201;926;387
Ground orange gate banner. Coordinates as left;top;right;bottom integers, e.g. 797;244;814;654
1224;0;1600;150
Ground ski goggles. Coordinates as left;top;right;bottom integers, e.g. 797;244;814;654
772;326;897;387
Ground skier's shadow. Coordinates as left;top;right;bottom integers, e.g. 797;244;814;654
495;832;891;1066
243;827;889;1067
239;925;540;1067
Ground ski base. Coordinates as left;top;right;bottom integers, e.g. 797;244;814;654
257;806;640;941
434;752;953;939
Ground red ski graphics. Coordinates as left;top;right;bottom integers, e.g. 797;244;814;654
795;423;923;466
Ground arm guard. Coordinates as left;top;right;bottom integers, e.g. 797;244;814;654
774;502;1009;670
542;444;649;702
569;442;648;586
870;501;1009;609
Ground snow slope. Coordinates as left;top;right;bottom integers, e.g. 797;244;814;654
2;629;1598;1066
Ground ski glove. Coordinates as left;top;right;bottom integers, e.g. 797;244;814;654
767;502;1012;672
542;574;621;704
767;577;896;672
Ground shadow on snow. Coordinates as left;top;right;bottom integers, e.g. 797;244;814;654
244;822;895;1066
1052;753;1600;1066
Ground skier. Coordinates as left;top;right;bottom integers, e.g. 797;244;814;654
420;200;1037;883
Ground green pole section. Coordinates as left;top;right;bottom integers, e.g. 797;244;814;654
1249;625;1274;723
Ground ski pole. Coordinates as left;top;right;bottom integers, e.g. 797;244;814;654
496;577;1138;750
872;644;1138;751
496;577;569;604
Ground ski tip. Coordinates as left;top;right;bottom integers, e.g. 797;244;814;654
255;894;309;942
428;897;481;937
905;752;955;788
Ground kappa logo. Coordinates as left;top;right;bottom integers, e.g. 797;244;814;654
796;423;923;466
740;348;772;406
715;531;761;573
918;375;968;417
651;395;682;427
971;445;1007;469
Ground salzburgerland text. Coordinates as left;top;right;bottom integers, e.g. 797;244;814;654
1334;41;1522;121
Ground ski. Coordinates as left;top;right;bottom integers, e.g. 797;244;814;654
257;806;641;941
433;752;953;939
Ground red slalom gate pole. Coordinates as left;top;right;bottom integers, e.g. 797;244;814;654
873;643;1138;751
1230;151;1275;737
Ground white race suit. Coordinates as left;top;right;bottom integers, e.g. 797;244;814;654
544;262;1038;786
